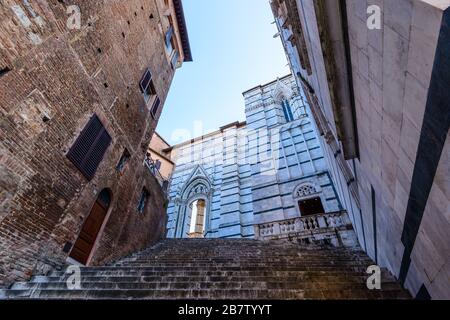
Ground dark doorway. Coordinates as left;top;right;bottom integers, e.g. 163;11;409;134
69;189;111;265
298;197;325;216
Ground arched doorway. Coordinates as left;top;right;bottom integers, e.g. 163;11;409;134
293;183;326;217
174;176;212;238
69;189;111;265
188;199;206;238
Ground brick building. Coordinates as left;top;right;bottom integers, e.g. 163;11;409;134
0;0;191;287
271;0;449;299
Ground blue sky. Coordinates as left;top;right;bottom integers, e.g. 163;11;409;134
157;0;290;144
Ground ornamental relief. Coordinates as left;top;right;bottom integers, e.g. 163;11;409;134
294;184;317;198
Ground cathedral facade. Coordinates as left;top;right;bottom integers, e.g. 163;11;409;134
166;75;346;240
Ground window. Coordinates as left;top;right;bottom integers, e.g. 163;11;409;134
150;96;161;119
137;188;150;214
154;159;162;170
298;197;325;216
67;114;112;180
165;25;174;52
171;49;179;69
165;16;179;69
116;149;131;173
188;199;206;238
140;68;157;103
282;99;294;122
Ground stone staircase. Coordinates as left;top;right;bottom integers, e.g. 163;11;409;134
0;239;410;299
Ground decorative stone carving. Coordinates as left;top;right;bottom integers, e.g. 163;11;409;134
295;184;317;198
271;78;294;104
254;211;357;248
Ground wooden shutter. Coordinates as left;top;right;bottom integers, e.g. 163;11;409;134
67;114;112;180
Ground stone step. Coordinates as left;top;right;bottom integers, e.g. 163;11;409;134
10;280;403;291
1;238;409;300
116;254;371;262
63;264;373;271
47;268;395;279
1;289;306;300
112;262;374;268
23;274;391;284
1;288;408;300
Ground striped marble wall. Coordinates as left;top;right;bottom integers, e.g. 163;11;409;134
166;74;340;238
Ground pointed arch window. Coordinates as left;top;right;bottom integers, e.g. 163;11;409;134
282;99;294;122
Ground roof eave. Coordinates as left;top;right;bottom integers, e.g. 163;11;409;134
173;0;193;62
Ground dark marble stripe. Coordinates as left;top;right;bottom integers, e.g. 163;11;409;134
415;284;431;300
399;8;450;286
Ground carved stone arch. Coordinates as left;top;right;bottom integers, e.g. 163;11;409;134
271;78;294;104
293;182;320;199
293;181;328;217
174;165;214;238
182;178;211;201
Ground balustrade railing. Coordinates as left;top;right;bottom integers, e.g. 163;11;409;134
144;157;169;193
255;211;350;239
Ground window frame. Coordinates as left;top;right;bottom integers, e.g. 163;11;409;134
137;188;150;214
140;68;158;105
150;96;161;119
116;149;131;174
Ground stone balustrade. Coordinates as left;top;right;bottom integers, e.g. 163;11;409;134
144;157;169;194
254;211;357;247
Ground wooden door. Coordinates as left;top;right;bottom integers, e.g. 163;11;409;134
69;201;107;265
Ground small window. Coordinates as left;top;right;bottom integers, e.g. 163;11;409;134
137;188;150;214
67;114;112;180
140;68;157;103
155;159;162;170
116;149;131;173
282;99;294;122
165;25;174;52
150;96;161;119
171;49;179;69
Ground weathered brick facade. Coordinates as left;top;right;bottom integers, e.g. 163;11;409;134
0;0;191;287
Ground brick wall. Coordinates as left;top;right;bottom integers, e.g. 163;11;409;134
0;0;179;287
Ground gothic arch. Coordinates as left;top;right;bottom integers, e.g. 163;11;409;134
293;182;320;199
293;181;328;216
174;165;213;238
271;78;294;104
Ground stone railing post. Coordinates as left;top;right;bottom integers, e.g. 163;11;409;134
254;224;260;239
317;215;328;228
340;211;352;225
295;217;304;232
273;221;281;236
